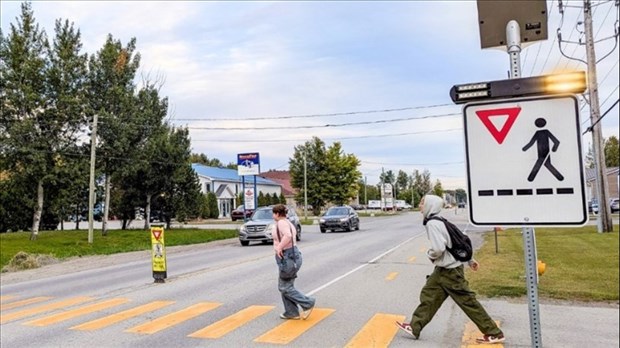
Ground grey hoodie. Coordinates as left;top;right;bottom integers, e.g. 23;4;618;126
421;195;461;269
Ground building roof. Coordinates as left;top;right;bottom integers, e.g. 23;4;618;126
260;170;297;196
191;163;279;186
585;166;619;182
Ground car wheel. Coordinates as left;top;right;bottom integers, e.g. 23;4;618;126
240;240;250;246
231;217;236;221
296;232;301;241
355;222;360;230
345;224;351;232
320;228;326;233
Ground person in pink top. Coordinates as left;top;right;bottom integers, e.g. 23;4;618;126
272;204;315;320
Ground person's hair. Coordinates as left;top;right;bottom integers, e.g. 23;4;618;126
272;204;287;217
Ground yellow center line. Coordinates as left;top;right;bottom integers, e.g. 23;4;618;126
344;313;406;348
254;308;335;345
71;301;175;331
0;297;93;324
126;302;221;335
0;295;18;303
188;305;274;339
24;298;130;326
385;272;399;281
461;320;503;348
408;256;417;263
1;297;52;311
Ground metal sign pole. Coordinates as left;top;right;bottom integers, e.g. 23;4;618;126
508;20;542;348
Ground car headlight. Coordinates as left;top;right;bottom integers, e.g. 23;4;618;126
239;225;247;233
319;218;325;223
265;223;275;236
340;217;348;222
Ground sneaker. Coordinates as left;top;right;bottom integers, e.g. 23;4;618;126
476;333;505;344
301;305;314;320
395;321;418;339
279;313;300;320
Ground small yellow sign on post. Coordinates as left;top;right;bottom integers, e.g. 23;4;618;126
150;226;167;283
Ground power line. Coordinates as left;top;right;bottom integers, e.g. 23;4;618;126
191;128;462;143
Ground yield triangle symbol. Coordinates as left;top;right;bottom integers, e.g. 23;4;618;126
152;230;162;240
475;107;521;144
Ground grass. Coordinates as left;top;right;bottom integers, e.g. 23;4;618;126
0;228;238;270
467;225;619;302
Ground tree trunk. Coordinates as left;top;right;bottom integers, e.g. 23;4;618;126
144;194;151;230
102;175;111;236
30;179;44;240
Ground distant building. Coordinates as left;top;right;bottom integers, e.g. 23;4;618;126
259;170;297;207
191;163;281;218
585;166;619;202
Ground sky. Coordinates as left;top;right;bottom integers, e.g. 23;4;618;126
1;0;618;190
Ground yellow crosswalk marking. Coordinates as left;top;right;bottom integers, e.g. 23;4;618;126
71;301;175;331
125;302;221;335
419;247;427;253
0;297;93;324
1;297;52;311
24;298;130;326
0;295;18;303
408;256;417;263
254;308;335;345
344;313;406;348
460;320;503;348
385;272;399;281
188;305;274;339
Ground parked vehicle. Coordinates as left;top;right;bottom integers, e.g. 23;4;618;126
238;206;301;246
610;198;619;213
319;205;360;233
231;205;253;221
457;202;466;208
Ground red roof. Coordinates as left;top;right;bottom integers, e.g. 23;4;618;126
260;170;296;196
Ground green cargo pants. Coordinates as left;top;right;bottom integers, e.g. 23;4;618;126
409;265;503;338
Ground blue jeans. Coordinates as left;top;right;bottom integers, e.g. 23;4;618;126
276;247;315;317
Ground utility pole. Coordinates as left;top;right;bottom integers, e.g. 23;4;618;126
303;153;308;220
381;167;385;212
583;0;613;232
364;176;367;213
88;114;98;244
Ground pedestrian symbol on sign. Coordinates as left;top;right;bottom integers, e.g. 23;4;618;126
522;117;564;182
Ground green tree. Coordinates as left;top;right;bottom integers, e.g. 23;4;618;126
257;191;268;207
88;34;140;235
396;170;409;196
279;193;286;204
189;153;236;168
455;188;467;203
432;180;444;198
290;137;328;215
604;136;619;167
323;142;361;205
206;192;219;219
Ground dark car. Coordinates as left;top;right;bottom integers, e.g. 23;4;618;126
231;205;253;221
238;206;301;246
457;202;466;208
319;205;360;233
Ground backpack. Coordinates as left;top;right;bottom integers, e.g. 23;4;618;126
426;215;473;262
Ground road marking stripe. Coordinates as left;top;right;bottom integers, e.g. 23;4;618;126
254;308;335;345
0;297;93;324
1;297;52;311
23;298;130;326
125;302;221;335
460;320;503;348
0;295;18;303
408;256;417;263
188;305;274;339
71;301;175;331
344;313;406;348
385;272;399;281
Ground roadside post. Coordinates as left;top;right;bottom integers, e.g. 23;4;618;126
150;225;167;283
450;2;588;346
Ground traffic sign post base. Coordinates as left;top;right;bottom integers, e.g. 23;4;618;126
523;225;542;348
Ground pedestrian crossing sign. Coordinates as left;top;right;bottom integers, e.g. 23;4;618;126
463;95;588;226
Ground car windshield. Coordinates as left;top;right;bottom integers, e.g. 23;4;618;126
326;208;348;216
251;209;273;220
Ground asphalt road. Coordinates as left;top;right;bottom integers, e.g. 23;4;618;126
1;210;618;348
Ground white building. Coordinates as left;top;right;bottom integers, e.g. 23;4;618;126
191;163;281;218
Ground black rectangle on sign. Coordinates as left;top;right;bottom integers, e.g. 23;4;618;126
517;189;533;195
497;189;513;196
536;188;553;195
479;190;494;196
557;188;574;194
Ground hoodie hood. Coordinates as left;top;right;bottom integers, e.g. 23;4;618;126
421;194;444;219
